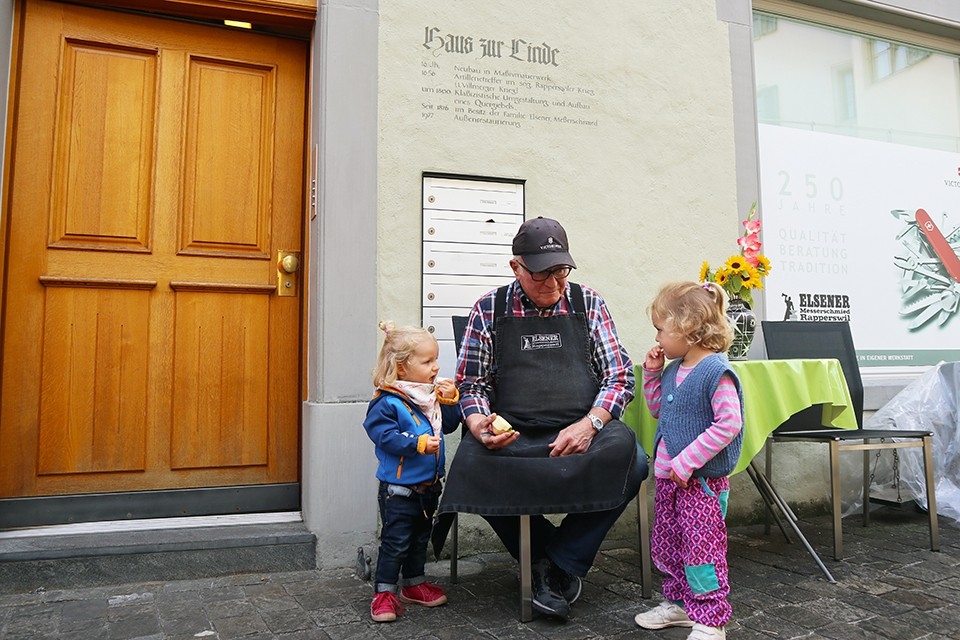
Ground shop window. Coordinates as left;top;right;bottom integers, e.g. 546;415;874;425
752;11;959;149
752;10;960;368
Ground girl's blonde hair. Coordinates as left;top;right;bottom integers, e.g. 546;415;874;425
371;321;436;387
649;282;734;352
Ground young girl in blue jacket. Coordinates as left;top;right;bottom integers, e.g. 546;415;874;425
363;321;461;623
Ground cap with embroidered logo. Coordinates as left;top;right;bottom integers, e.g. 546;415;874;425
511;217;577;273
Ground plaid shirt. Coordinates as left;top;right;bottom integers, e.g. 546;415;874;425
455;280;635;421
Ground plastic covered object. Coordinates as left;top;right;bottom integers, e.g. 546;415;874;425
842;361;960;522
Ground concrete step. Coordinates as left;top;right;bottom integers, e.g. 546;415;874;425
0;514;316;595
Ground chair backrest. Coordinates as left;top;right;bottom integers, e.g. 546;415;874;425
452;315;469;352
761;320;864;429
450;315;470;433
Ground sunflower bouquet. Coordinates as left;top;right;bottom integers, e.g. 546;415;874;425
699;203;772;307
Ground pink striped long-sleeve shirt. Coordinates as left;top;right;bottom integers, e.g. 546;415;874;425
642;362;743;482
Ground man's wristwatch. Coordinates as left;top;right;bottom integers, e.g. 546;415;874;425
587;414;604;432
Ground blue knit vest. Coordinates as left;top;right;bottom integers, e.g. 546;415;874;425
654;353;744;478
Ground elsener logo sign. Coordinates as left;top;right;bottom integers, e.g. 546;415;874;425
521;333;562;350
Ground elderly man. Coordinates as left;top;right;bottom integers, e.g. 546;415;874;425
441;216;647;621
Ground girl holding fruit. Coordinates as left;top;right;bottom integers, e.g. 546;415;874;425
362;321;461;622
633;282;744;640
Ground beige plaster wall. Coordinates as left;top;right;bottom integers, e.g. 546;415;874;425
374;2;745;553
377;1;741;358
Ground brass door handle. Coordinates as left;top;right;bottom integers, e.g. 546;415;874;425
277;250;300;296
280;254;299;273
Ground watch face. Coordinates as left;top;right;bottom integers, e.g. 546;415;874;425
589;415;603;430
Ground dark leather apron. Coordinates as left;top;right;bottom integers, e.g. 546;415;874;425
440;284;638;515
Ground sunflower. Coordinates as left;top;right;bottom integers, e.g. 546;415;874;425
724;256;746;272
754;254;772;276
739;265;762;289
699;261;710;283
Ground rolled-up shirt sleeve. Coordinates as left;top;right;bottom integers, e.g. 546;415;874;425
584;286;635;418
455;295;496;420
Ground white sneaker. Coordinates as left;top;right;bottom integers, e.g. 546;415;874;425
634;601;693;629
687;622;726;639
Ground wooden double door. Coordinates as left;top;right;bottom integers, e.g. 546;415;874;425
0;0;308;519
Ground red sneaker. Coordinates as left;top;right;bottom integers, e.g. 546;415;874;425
370;591;404;622
399;581;448;607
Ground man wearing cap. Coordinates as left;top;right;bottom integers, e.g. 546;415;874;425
440;217;647;621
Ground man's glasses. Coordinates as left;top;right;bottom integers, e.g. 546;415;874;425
517;263;572;282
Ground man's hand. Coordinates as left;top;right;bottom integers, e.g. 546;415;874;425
548;417;596;457
548;408;613;457
465;413;519;450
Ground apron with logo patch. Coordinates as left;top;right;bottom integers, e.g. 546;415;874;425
440;283;638;515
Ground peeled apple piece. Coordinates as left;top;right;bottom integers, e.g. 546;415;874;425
491;415;514;434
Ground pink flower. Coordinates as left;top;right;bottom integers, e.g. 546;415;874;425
743;218;761;234
737;234;761;253
743;247;761;267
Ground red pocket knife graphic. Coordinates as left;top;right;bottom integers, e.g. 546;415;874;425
916;209;960;283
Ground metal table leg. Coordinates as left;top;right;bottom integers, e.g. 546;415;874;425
748;461;836;584
747;462;792;543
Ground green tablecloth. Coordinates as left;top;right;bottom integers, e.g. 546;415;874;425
622;358;858;475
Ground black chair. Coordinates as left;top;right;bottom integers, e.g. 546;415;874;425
451;315;468;355
443;315;469;584
761;320;939;560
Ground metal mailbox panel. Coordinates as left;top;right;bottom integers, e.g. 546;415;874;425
423;242;513;277
423;210;522;245
422;175;524;376
422;274;507;309
423;177;523;215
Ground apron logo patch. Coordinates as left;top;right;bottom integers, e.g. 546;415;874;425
521;333;562;350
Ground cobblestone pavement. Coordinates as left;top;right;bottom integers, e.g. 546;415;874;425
0;509;957;639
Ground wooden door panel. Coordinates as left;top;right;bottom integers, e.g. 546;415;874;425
38;285;151;475
50;39;158;252
171;290;270;470
181;57;274;257
0;0;306;500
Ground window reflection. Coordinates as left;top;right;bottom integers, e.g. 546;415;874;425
753;11;960;152
870;40;931;81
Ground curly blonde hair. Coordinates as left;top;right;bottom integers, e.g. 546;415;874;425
648;282;733;353
371;321;436;387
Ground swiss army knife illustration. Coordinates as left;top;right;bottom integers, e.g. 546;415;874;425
892;208;960;330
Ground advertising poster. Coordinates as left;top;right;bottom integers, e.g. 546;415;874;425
759;123;960;366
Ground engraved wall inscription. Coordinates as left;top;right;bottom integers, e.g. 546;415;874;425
419;26;600;129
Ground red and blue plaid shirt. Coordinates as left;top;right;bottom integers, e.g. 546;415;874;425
455;280;635;421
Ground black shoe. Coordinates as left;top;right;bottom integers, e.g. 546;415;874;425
553;566;582;605
531;558;570;621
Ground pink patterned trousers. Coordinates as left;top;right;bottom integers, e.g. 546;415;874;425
652;476;732;627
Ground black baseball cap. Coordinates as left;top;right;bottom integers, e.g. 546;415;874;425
511;217;577;273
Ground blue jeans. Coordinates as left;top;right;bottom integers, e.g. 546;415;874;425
483;442;648;577
374;481;439;592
